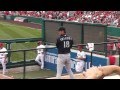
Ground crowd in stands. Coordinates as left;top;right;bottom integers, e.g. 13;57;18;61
1;11;120;27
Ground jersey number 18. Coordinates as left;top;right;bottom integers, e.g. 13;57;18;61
64;41;70;48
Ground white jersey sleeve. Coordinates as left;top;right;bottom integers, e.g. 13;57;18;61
37;45;45;54
0;47;8;58
77;51;86;59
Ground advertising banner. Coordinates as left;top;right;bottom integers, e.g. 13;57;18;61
44;48;107;74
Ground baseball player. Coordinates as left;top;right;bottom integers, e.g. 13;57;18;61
35;41;45;69
75;45;86;73
0;42;8;75
56;26;74;79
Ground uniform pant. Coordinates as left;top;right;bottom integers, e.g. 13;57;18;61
56;53;74;79
75;60;85;73
35;54;44;69
0;59;7;75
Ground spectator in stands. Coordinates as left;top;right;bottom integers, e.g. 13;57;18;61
1;11;120;27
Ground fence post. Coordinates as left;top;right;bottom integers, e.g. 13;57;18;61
90;51;93;67
7;43;11;63
23;50;26;79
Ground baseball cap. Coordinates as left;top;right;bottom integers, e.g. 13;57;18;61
0;42;4;47
58;27;66;32
78;45;83;48
37;41;42;45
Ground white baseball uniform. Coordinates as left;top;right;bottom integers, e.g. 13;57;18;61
0;47;8;74
75;51;86;73
35;44;45;69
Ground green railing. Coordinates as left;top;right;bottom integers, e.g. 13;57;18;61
0;37;43;43
0;48;38;79
0;46;56;79
107;26;120;37
0;38;43;63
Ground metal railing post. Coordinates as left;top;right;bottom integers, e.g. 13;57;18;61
23;50;26;79
90;51;93;67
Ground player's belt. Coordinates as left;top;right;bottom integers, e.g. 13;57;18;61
58;52;70;54
38;53;43;54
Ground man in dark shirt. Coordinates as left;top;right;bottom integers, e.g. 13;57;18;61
56;26;74;79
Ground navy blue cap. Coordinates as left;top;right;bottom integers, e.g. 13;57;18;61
58;27;66;32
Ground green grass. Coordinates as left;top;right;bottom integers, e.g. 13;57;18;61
0;21;41;39
7;69;56;79
0;21;42;61
10;42;37;61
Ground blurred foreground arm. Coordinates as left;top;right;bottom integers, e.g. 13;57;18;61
83;65;120;79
